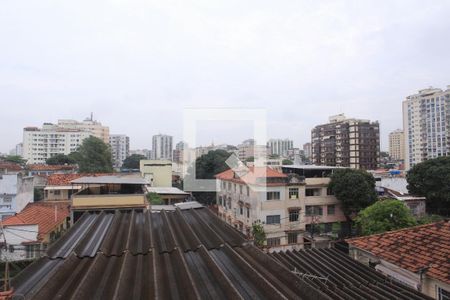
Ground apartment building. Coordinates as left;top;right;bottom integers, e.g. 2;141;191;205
173;141;187;164
311;114;380;170
389;129;405;161
109;134;130;168
216;165;346;251
403;86;450;170
267;139;293;158
237;139;267;161
0;166;34;220
22;118;109;164
303;143;311;160
152;134;173;160
57;117;109;144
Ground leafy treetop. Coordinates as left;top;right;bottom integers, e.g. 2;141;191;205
407;156;450;216
122;154;146;169
328;168;377;218
356;199;417;235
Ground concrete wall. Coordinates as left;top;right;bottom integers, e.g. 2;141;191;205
140;160;172;187
0;174;33;218
1;224;39;261
72;194;146;208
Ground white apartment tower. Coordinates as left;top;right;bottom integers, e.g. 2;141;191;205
388;129;405;161
152;134;173;160
109;134;130;168
403;86;450;170
267;139;293;158
22;116;109;164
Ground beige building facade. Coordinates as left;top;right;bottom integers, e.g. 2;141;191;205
216;166;346;251
403;86;450;170
388;129;405;161
140;160;172;187
22;118;109;164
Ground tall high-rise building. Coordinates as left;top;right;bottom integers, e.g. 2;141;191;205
22;117;109;164
57;116;109;144
237;139;267;161
303;143;311;160
173;141;188;163
311;114;380;169
152;134;173;160
403;86;450;170
267;139;293;158
109;134;130;168
388;129;405;161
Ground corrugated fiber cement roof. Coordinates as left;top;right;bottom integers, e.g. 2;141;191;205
11;208;328;300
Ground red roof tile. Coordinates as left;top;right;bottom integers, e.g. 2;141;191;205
27;164;77;171
0;162;22;172
215;167;287;185
347;221;450;284
47;173;115;186
2;201;70;240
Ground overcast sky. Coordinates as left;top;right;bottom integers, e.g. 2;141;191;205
1;0;449;153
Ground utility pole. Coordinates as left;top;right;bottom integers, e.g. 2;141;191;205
0;222;9;293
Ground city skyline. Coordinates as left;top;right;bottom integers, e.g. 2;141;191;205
1;1;450;153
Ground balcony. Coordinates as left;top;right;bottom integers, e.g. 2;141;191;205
70;175;149;210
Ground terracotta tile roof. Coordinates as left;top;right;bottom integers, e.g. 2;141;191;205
2;201;70;240
347;221;450;284
27;164;77;171
0;162;22;172
47;173;115;186
215;167;287;185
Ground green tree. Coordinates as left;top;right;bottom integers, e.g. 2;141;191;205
328;168;377;236
46;154;76;165
146;192;164;205
1;155;26;165
356;199;417;235
74;136;114;173
329;168;377;217
186;149;231;205
251;220;266;247
407;156;450;216
282;159;293;165
245;156;255;162
122;154;146;169
192;149;231;179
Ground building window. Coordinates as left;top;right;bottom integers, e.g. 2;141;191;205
239;206;243;215
239;185;243;194
326;187;333;195
246;207;250;218
437;287;450;300
228;182;231;190
305;188;321;196
266;215;280;224
288;188;299;199
327;205;335;215
26;244;40;259
54;190;61;196
246;186;249;196
287;232;298;244
266;191;280;200
266;237;281;247
305;205;323;216
3;196;12;203
289;209;299;222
